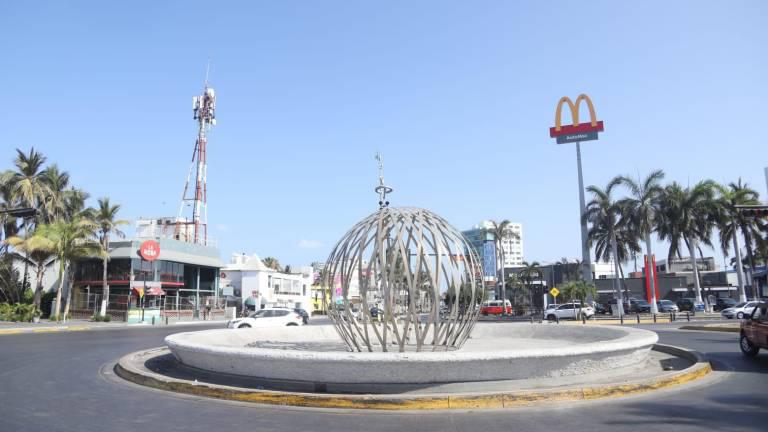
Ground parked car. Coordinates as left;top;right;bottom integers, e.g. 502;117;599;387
740;302;768;356
592;302;608;315
656;300;679;313
293;308;309;324
226;307;304;329
721;301;761;319
481;300;512;316
714;298;738;312
629;299;652;313
677;297;705;312
544;302;594;321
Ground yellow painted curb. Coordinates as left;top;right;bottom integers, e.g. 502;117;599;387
679;325;739;333
0;326;91;336
115;345;713;411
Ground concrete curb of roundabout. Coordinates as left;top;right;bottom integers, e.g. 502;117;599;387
678;324;740;333
114;344;712;411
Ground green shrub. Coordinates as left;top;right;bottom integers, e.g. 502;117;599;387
103;314;111;322
91;314;101;322
0;303;13;320
0;303;37;322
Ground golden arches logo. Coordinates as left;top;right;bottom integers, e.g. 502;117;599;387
554;94;598;132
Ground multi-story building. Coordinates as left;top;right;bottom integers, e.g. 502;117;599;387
462;220;524;269
70;217;223;323
221;253;313;312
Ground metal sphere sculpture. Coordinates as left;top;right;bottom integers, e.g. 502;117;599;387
323;206;484;352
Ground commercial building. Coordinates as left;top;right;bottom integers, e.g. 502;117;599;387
220;254;313;312
70;218;222;322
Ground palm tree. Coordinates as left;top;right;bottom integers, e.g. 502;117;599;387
262;257;282;271
656;181;719;306
40;164;71;223
518;261;541;312
62;188;90;221
8;148;48;213
584;178;637;315
7;148;50;291
484;220;519;314
87;198;128;317
0;172;21;253
5;236;56;308
715;179;767;301
25;217;100;322
618;170;665;314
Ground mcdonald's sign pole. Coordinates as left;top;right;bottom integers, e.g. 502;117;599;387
549;94;604;285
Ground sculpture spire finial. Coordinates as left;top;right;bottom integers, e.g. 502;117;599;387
374;152;393;208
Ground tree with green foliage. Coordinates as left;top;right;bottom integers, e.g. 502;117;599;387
483;220;519;315
262;256;282;271
656;180;719;306
86;198;128;317
584;178;637;314
715;179;767;302
25;217;100;322
618;170;666;314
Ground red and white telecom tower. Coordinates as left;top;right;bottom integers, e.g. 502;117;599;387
176;72;217;245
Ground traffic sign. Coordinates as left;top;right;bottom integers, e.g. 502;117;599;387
549;287;560;298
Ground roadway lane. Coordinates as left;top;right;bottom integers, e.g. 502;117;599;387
0;323;766;432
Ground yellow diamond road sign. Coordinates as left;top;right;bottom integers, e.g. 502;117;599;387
549;287;560;298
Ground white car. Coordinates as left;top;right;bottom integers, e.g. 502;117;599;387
721;301;761;319
226;308;304;329
544;302;595;321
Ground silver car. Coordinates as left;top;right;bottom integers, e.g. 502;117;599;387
721;301;760;319
656;300;679;313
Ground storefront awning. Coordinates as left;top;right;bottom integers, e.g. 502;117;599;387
146;286;166;296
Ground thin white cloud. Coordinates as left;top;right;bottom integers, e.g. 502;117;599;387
215;224;229;232
298;239;323;249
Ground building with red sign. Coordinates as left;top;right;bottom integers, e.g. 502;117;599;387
69;218;223;321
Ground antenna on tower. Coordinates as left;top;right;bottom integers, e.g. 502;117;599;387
204;58;211;89
176;63;217;245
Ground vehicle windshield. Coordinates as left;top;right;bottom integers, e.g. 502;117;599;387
249;310;267;318
735;302;747;308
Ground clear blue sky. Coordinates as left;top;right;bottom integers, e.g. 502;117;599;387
2;1;766;268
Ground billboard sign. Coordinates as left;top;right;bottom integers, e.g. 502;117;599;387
549;94;604;142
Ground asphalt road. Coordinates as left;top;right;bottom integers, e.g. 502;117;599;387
1;321;766;432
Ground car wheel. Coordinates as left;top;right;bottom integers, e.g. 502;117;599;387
547;314;557;322
286;323;299;326
740;334;760;357
238;324;251;329
737;312;745;319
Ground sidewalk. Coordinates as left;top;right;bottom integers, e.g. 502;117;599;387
0;318;226;336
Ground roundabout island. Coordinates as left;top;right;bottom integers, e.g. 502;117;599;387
114;199;712;410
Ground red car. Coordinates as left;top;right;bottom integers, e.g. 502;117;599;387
740;302;768;357
481;300;512;315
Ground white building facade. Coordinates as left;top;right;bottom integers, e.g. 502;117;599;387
221;254;313;311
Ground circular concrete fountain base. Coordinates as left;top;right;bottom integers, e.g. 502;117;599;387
114;342;711;410
164;323;659;385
